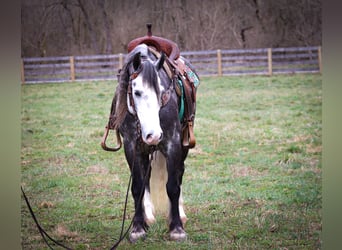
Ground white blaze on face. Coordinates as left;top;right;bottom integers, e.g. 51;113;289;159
131;75;163;145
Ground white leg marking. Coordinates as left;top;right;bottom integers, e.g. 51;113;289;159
143;188;156;225
179;187;188;225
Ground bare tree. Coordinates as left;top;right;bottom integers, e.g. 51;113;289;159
76;0;99;53
98;0;112;54
21;0;322;57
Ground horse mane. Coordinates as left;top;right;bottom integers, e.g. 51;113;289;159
112;44;160;130
112;62;129;130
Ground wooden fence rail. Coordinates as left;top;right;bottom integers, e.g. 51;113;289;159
21;46;321;84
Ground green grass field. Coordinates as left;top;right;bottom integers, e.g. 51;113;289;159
21;74;322;249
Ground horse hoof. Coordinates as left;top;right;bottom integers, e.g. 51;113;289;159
170;227;187;241
129;227;146;243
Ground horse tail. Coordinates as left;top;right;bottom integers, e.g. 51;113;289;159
150;151;169;215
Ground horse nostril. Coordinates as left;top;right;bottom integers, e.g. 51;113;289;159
145;132;163;145
146;133;153;141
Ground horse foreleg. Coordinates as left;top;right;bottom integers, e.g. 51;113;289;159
129;175;148;243
128;152;152;243
169;186;187;225
166;167;187;241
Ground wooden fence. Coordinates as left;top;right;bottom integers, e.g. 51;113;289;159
21;46;321;84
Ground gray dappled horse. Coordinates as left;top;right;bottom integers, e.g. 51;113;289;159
111;43;199;242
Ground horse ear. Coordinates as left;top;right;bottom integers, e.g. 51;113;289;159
155;52;165;71
133;52;141;71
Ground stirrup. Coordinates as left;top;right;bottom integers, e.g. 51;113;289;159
182;121;196;148
101;126;122;152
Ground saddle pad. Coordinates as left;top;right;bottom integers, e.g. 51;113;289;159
183;62;200;89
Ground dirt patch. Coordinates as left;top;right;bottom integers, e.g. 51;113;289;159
86;165;109;175
54;224;78;238
230;164;262;178
189;145;207;156
306;145;322;154
39;201;54;208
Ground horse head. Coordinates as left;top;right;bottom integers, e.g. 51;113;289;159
121;44;166;145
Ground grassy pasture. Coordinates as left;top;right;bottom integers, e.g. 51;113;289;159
21;74;322;249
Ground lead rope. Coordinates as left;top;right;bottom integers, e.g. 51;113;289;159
110;149;154;249
110;174;133;250
21;186;73;250
21;150;155;250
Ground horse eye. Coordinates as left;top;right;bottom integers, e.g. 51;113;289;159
134;90;142;97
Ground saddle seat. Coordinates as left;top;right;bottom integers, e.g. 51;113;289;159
127;24;180;61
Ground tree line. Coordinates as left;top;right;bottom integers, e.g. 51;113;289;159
21;0;321;57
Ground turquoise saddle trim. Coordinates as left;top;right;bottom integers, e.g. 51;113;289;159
186;69;200;88
176;62;200;122
178;79;185;121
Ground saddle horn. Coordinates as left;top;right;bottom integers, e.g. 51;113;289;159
147;23;152;37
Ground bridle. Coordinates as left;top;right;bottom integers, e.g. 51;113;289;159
126;59;172;146
101;51;172;152
127;63;143;115
127;59;172;113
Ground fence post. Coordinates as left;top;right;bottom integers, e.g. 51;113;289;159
119;53;123;69
21;59;25;84
318;46;322;74
70;56;75;81
267;48;273;76
217;49;222;76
